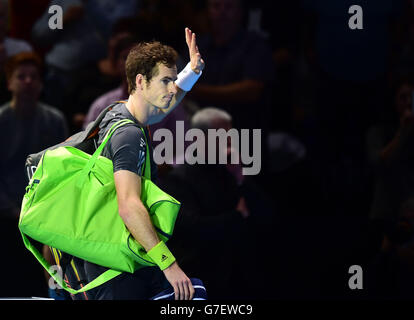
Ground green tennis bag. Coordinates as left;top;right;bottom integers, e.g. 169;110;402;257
18;119;180;294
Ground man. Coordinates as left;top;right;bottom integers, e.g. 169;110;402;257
82;31;191;166
31;0;138;125
64;28;205;300
82;32;137;129
0;51;68;298
0;52;68;219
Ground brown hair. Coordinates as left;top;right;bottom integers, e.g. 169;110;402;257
125;41;178;94
5;51;43;81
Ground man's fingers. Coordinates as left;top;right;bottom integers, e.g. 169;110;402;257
191;32;197;54
186;27;195;53
185;279;194;300
175;279;193;300
189;282;195;300
185;27;191;47
173;284;180;301
183;281;190;300
178;281;185;300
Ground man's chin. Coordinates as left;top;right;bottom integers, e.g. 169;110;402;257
151;104;169;116
156;102;171;110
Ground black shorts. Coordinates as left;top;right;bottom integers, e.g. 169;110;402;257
63;256;167;300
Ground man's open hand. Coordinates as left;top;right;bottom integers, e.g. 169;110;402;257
185;27;205;74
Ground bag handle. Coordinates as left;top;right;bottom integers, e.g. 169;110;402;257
77;119;153;187
76;119;135;188
20;232;122;295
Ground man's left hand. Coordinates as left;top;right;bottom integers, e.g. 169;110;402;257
185;27;205;74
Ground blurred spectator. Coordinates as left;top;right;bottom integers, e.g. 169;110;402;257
367;196;414;299
8;0;50;44
0;52;68;298
364;75;414;296
389;0;414;78
187;0;274;132
159;107;273;299
302;0;403;83
0;52;68;219
259;0;303;133
82;32;138;129
127;0;208;51
0;0;33;104
366;76;414;224
32;0;138;68
31;0;138;130
300;0;404;216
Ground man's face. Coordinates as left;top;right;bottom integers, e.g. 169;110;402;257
395;84;414;116
141;63;177;111
8;63;43;101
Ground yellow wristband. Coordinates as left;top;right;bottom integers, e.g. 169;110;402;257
147;241;176;270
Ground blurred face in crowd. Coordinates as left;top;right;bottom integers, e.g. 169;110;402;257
140;62;177;116
207;0;242;35
117;47;132;79
395;83;414;117
8;63;43;102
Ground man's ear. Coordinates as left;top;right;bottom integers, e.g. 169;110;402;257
135;74;145;91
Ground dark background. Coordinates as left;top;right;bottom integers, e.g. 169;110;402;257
1;0;414;300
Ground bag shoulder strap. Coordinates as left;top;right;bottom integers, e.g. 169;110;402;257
76;119;135;188
83;102;120;140
142;126;151;181
95;117;152;180
92;100;152;180
21;232;122;295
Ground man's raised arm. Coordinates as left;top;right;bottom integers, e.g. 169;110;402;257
161;27;205;117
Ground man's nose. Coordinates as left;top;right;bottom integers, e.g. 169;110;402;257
24;76;34;84
170;82;177;95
